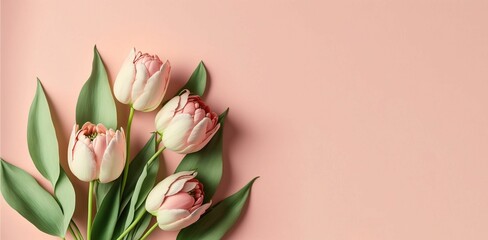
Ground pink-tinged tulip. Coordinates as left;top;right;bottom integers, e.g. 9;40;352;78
155;90;220;154
114;48;171;112
67;122;126;183
145;171;211;231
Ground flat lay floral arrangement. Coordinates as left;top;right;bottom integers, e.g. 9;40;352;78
0;46;257;240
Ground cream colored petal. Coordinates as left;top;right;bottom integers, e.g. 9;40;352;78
131;62;150;102
158;201;212;231
145;171;195;213
155;95;181;132
179;123;220;154
71;141;98;182
162;114;194;152
98;131;126;183
156;209;190;229
114;48;136;104
133;61;171;112
67;124;78;166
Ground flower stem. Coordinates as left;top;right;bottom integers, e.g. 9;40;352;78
147;147;165;166
121;107;135;196
87;181;94;240
115;209;147;240
71;220;84;240
140;223;158;240
68;224;78;240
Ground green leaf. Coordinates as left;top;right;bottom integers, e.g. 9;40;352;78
122;134;157;201
0;159;65;237
91;180;121;240
127;210;152;240
179;61;207;96
175;109;228;202
27;79;60;186
177;177;259;240
95;181;114;209
54;169;76;234
112;134;158;238
124;159;159;230
76;46;117;129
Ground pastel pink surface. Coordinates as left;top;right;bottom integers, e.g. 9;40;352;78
2;0;488;239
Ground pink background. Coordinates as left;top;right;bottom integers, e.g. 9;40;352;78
2;0;488;239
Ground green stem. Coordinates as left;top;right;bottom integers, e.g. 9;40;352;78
68;224;78;240
121;107;135;196
156;132;162;145
140;223;158;240
87;181;94;240
71;220;84;240
147;147;165;166
116;209;147;240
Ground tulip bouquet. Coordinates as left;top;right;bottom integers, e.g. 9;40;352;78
1;46;257;240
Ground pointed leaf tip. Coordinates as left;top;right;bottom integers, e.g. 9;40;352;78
75;47;117;129
176;177;258;240
27;80;60;186
179;61;207;96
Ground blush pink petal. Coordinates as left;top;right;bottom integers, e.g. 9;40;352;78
187;118;212;145
145;171;196;213
92;134;107;166
176;90;190;112
179;123;220;153
160;192;195;210
98;130;126;183
133;61;171;111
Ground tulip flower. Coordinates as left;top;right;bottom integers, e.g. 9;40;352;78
145;171;211;231
155;90;220;154
114;48;171;112
67;122;126;183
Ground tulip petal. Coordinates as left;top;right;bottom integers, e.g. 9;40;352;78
67;124;78;165
145;171;196;213
167;177;193;196
98;130;126;183
179;123;220;154
193;109;206;124
92;134;107;167
181;181;198;192
160;192;195;210
131;62;150;102
156;209;190;229
71;141;98;182
133;61;171;112
176;90;190;112
187;118;211;145
155;95;180;132
158;202;212;231
162;114;194;152
114;48;136;104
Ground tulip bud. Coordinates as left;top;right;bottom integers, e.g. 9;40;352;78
155;90;220;154
145;171;211;231
114;48;171;112
67;122;126;183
